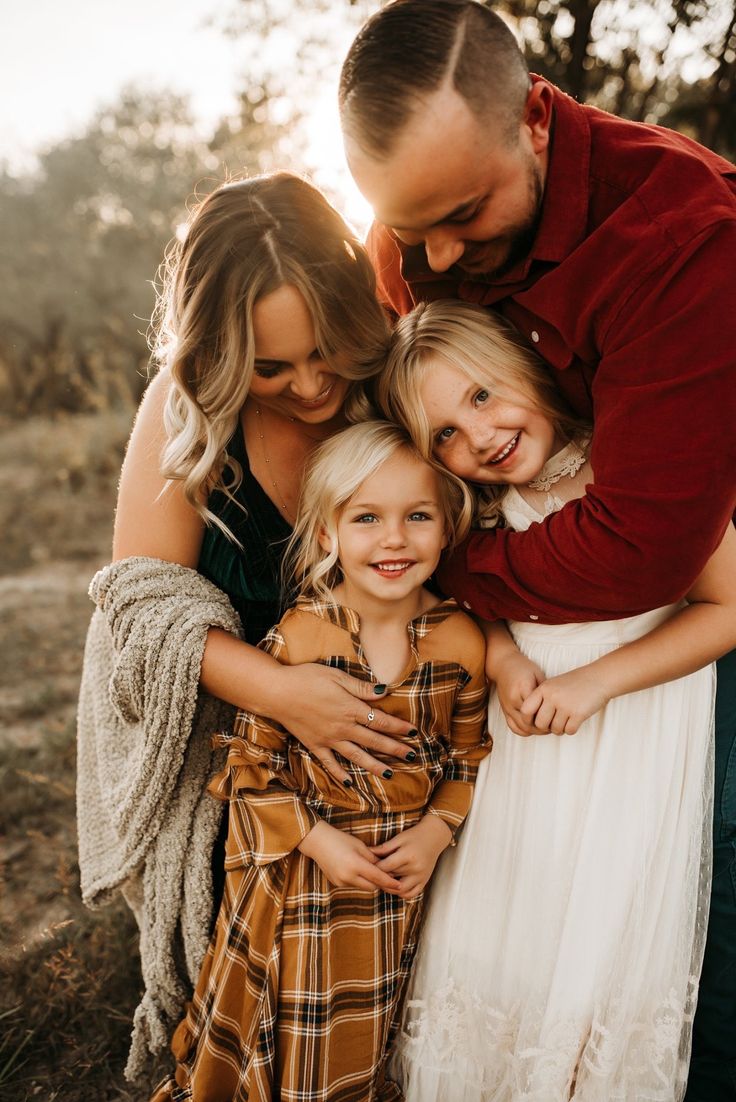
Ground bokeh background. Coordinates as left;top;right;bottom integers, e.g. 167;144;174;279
1;1;734;1097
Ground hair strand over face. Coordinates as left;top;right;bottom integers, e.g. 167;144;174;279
148;172;391;542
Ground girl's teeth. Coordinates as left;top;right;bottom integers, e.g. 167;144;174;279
491;434;519;463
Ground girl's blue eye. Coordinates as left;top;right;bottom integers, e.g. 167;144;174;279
435;427;455;445
353;513;377;524
409;511;431;522
474;388;490;406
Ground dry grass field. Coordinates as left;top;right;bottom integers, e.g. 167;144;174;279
0;411;161;1100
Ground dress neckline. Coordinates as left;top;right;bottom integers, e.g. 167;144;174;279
526;435;591;492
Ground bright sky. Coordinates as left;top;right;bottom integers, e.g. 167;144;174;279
0;0;374;230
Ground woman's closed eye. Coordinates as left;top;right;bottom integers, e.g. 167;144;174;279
254;362;285;379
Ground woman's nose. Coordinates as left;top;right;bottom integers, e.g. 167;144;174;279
288;363;325;401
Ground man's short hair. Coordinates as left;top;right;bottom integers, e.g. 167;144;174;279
339;0;530;157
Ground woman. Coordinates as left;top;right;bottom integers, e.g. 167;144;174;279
76;172;414;1079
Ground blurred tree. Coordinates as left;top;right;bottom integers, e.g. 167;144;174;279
224;0;735;158
0;85;295;414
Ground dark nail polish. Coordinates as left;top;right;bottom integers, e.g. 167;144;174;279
408;729;418;738
373;683;387;695
343;777;353;788
405;750;417;762
382;769;393;780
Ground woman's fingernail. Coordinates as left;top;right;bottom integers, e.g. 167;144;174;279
405;750;417;762
343;777;353;788
373;683;387;695
408;729;418;738
382;769;393;780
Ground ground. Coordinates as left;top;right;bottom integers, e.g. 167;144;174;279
0;411;163;1101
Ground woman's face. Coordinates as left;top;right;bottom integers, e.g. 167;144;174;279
249;283;350;425
419;355;562;485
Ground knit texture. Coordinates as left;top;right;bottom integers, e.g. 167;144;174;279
76;556;243;1080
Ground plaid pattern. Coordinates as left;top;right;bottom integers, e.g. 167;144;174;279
151;598;489;1102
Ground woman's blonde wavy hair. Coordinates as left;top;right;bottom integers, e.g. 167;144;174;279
286;421;474;602
150;172;392;538
377;300;589;527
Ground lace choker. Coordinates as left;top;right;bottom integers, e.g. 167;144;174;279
526;436;591;492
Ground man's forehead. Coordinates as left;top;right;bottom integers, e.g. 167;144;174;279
345;137;489;231
344;88;503;229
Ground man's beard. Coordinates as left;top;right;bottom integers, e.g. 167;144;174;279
459;158;544;280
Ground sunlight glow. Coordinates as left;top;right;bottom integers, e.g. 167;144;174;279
301;87;375;241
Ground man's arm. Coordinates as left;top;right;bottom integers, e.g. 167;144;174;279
437;222;736;624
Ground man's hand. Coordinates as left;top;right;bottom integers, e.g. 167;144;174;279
491;650;547;736
298;820;402;893
371;814;453;899
520;666;612;735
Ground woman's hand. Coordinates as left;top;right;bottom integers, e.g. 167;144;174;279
266;662;417;785
371;814;453;899
491;650;547;736
519;666;612;735
298;820;402;893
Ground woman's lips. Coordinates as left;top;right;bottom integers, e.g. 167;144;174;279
291;381;336;409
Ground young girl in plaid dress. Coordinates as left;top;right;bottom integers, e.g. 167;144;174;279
151;421;490;1102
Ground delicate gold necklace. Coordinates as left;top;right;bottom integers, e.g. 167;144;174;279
254;406;292;518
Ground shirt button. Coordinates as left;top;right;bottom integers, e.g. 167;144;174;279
530;330;540;343
463;601;472;609
529;614;539;620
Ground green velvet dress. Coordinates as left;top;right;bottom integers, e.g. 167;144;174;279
198;417;292;646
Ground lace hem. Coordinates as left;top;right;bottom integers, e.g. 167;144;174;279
391;976;700;1101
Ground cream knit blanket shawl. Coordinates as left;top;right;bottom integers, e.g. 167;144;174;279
76;556;243;1080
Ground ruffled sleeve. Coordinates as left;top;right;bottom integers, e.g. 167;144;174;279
208;625;320;866
427;637;491;834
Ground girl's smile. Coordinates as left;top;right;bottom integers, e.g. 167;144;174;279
419;357;562;485
325;449;448;618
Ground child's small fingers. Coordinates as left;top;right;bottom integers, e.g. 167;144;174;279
370;838;401;857
374;853;405;874
361;863;402;892
519;691;541;720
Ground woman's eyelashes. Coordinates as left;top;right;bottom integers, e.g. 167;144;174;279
253;349;324;378
254;362;284;379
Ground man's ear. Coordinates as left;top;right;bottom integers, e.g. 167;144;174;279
523;79;553;156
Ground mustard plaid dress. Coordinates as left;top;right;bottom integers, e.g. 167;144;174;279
151;596;489;1102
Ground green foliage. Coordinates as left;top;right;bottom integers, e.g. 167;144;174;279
0;85;295;416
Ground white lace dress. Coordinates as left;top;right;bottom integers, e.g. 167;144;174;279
389;442;714;1102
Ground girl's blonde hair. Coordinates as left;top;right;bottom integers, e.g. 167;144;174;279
377;300;589;526
151;172;391;537
287;421;473;601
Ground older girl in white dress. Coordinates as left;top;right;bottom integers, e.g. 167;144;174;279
378;301;736;1102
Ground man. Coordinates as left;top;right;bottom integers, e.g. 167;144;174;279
339;2;736;1098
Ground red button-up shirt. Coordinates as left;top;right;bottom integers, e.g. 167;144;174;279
367;83;736;624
